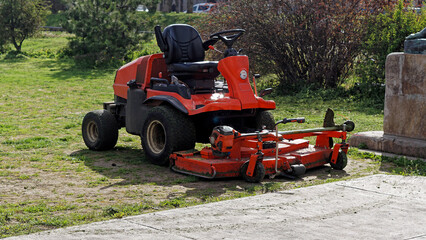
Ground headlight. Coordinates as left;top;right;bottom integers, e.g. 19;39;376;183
240;70;247;80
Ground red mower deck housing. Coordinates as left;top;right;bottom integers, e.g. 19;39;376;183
170;121;352;182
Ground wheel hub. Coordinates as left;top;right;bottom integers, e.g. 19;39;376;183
86;121;98;143
147;120;166;154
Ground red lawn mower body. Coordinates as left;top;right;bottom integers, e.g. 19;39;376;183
113;54;275;115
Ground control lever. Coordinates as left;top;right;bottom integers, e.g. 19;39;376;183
275;117;305;126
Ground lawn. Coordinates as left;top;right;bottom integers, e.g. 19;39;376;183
0;33;423;238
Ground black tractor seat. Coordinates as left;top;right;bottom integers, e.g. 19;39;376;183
155;24;220;80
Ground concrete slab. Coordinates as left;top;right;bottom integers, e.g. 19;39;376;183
6;174;426;240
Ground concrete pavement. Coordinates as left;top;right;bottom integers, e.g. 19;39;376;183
6;174;426;240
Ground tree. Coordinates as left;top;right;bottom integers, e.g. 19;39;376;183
64;0;150;66
0;0;49;52
187;0;193;13
200;0;389;91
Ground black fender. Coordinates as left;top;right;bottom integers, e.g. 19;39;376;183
143;95;188;114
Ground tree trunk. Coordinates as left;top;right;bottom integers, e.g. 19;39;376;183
165;0;173;12
187;0;193;13
179;0;183;12
11;36;21;52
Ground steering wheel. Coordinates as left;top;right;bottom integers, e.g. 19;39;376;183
209;29;245;49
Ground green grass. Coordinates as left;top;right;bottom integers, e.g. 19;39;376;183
0;32;424;238
23;33;70;53
349;149;426;176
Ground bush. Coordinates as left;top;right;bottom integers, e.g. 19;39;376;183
199;0;388;92
63;0;154;67
355;0;426;84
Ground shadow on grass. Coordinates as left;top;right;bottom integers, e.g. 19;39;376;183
70;146;352;201
70;147;235;199
70;147;241;196
33;58;117;81
70;147;185;186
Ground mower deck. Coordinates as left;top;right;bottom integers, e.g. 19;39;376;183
170;139;332;179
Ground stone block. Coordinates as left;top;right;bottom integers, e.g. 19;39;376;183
382;134;426;159
349;131;384;150
349;131;426;159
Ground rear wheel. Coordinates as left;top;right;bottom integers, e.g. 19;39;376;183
82;110;119;151
141;105;196;165
255;110;275;130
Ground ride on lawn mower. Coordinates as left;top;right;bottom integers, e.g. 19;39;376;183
82;24;355;182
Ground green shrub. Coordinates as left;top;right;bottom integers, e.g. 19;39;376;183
63;2;200;67
63;0;153;67
355;0;426;85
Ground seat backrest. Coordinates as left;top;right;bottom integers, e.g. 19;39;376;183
160;24;205;64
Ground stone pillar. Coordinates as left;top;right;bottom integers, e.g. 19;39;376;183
349;53;426;159
384;53;425;139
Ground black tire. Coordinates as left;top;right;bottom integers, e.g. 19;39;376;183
330;151;348;170
344;120;355;132
141;105;196;166
255;110;275;130
240;161;266;183
82;110;119;151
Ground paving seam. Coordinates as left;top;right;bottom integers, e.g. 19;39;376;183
124;218;197;240
403;234;426;240
336;183;401;197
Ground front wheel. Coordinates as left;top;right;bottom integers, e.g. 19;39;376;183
141;105;196;166
330;151;348;170
82;110;119;151
240;161;265;183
